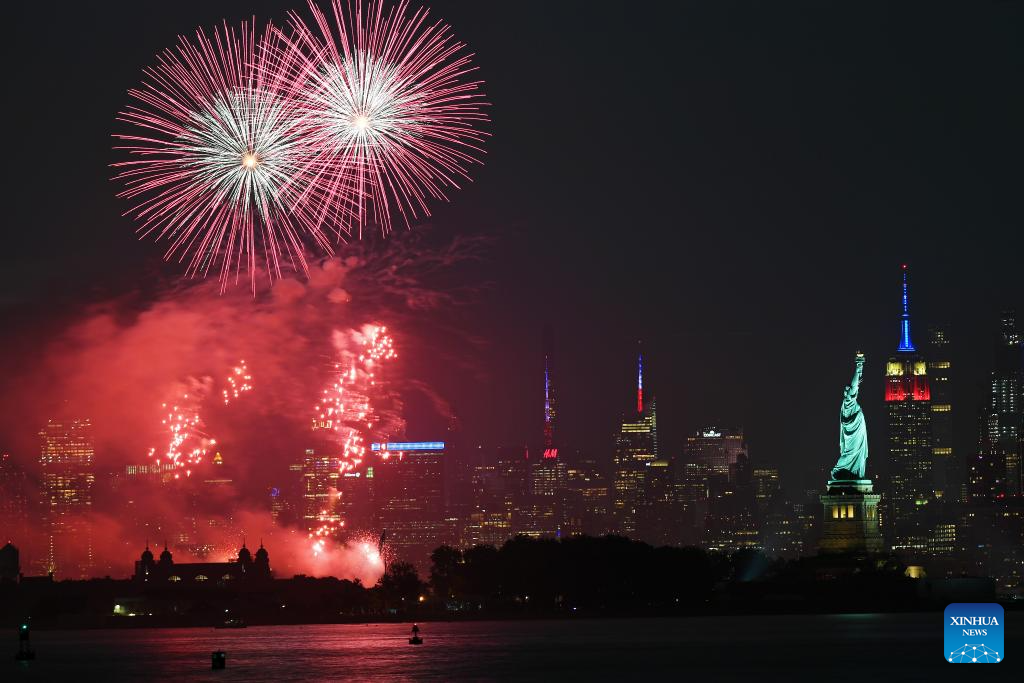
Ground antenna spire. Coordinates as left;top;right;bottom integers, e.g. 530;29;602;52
543;326;555;449
898;264;916;352
637;341;644;414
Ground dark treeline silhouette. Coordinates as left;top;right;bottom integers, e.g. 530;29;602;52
426;536;722;612
411;535;995;616
1;536;998;628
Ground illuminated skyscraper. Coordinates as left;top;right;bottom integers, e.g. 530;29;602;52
884;266;932;551
0;453;29;547
542;326;557;453
684;428;757;552
374;441;449;569
926;325;955;500
612;349;658;536
466;460;515;547
752;464;782;515
969;311;1023;499
38;418;95;578
520;453;567;538
676;460;712;544
269;486;284;523
300;449;341;532
337;467;376;533
685;427;746;477
563;459;611;537
704;452;760;552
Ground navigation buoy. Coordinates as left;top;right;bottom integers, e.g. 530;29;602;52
15;622;35;661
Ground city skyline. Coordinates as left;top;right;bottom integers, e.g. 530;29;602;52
0;0;1021;591
4;283;1020;585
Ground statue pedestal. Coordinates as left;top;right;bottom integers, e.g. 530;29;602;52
819;480;885;554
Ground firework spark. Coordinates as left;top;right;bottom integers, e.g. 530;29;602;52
310;508;344;557
223;359;254;405
281;0;490;238
354;533;387;570
309;325;398;556
113;21;343;290
147;396;215;479
147;360;254;477
313;325;397;473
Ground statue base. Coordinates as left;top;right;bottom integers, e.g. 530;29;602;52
826;479;874;494
819;479;885;554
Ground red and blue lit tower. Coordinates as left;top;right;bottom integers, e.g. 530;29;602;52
611;343;658;536
636;344;644;415
884;265;933;551
542;326;557;456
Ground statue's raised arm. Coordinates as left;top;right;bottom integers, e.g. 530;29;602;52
831;353;869;481
847;352;865;401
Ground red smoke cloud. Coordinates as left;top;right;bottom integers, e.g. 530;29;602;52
1;234;483;579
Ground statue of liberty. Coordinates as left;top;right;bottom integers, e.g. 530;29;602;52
830;353;868;480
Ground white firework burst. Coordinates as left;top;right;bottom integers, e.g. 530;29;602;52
113;21;340;290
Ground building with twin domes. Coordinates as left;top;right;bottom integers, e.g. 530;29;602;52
133;541;270;585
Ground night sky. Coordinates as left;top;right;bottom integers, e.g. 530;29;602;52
2;1;1022;496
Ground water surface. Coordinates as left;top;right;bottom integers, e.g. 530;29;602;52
5;613;1014;681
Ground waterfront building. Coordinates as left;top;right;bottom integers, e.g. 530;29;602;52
133;540;270;585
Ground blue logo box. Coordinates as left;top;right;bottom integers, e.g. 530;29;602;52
944;603;1004;663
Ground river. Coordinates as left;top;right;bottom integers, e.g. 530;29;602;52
5;612;1014;680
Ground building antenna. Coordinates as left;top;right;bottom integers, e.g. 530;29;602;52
543;325;555;449
637;340;644;415
898;264;916;352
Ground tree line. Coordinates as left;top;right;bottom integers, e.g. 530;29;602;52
380;535;734;613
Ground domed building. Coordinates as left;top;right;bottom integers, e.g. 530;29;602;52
133;541;271;585
0;542;20;582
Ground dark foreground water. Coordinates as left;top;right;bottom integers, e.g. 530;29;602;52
5;613;1019;681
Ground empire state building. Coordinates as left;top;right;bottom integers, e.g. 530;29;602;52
884;265;932;552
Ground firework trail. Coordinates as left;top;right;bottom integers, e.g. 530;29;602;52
147;359;255;477
147;395;214;479
280;0;490;239
113;21;342;290
310;509;342;557
222;359;254;405
309;325;397;555
312;324;397;472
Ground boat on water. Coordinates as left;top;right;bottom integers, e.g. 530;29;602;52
215;618;247;629
409;623;422;644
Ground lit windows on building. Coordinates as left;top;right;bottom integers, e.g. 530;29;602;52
886;268;933;550
831;504;856;519
612;399;658;536
38;418;95;578
375;442;448;570
299;449;341;532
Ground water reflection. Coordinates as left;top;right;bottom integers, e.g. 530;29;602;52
3;614;1000;681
